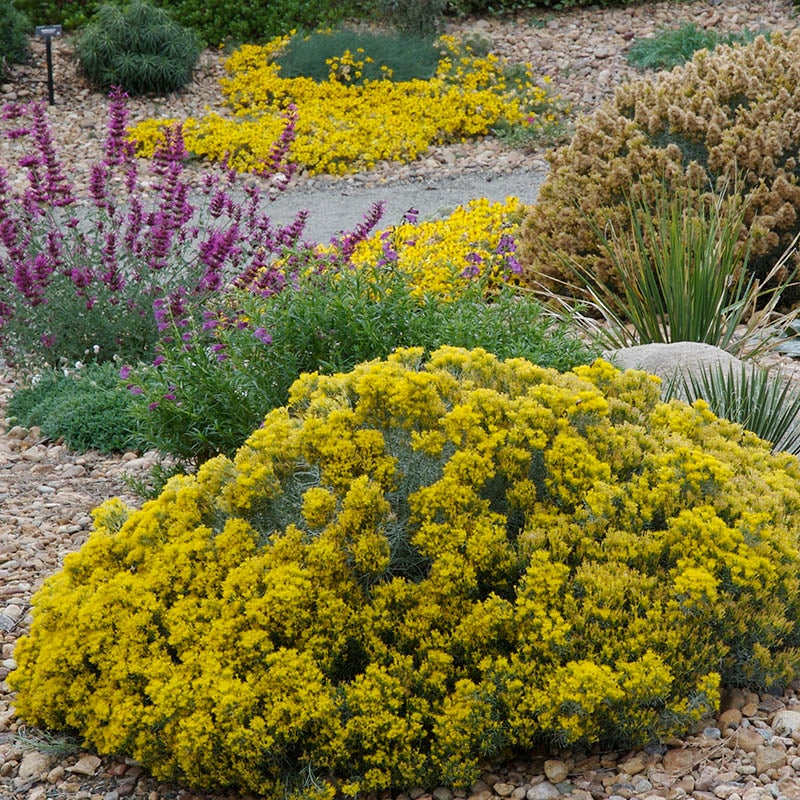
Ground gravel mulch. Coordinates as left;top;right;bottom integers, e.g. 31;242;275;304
2;1;800;799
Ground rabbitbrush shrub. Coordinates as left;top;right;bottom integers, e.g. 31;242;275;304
12;348;800;797
518;31;800;305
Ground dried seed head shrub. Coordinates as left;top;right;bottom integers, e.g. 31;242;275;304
11;348;800;798
518;31;800;305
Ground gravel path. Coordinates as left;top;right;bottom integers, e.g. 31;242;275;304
3;1;800;798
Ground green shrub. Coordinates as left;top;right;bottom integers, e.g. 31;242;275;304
274;29;442;83
518;31;800;308
625;22;763;72
13;0;90;30
13;348;800;798
7;362;141;453
373;0;445;36
13;0;364;43
127;268;596;466
167;0;364;47
0;0;31;72
75;0;201;94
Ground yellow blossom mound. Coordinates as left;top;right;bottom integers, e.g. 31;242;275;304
348;197;525;298
12;348;800;798
518;30;800;302
130;34;562;176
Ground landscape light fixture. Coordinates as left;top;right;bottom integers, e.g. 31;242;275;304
34;24;62;106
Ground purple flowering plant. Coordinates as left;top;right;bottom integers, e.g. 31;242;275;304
0;87;303;370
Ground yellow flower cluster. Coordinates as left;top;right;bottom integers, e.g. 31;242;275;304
12;348;800;797
349;197;525;298
130;34;561;175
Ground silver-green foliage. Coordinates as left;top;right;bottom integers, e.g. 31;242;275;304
76;0;200;95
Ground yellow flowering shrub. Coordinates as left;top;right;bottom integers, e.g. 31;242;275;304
349;197;525;298
518;30;800;301
12;348;800;797
130;35;562;175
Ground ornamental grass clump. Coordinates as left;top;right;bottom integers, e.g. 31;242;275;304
533;181;800;358
518;30;800;307
130;33;563;175
12;348;800;798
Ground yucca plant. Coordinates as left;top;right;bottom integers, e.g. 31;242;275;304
535;181;800;359
665;361;800;456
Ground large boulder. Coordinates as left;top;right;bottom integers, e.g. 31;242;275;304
603;342;746;399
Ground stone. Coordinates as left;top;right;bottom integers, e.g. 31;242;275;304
527;782;560;800
618;756;647;775
603;342;746;400
772;710;800;736
731;728;767;753
493;785;515;798
17;751;54;780
755;745;786;775
66;754;102;776
544;761;569;783
758;696;785;714
719;709;743;730
662;749;699;774
723;689;748;711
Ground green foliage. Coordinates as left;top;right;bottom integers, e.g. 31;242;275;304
168;0;364;47
665;361;800;457
0;0;31;72
75;0;201;94
128;267;596;466
7;362;141;453
13;0;91;30
373;0;446;36
13;0;364;42
13;349;800;798
274;28;441;83
535;182;800;358
625;22;764;72
518;31;800;309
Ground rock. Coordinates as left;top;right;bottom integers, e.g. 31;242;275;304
772;710;800;736
618;756;647;775
719;709;743;730
722;689;748;711
434;787;455;800
17;751;54;780
758;696;785;714
544;761;569;783
730;727;767;752
493;786;515;798
603;342;746;400
662;749;699;774
755;745;786;774
527;782;560;800
66;753;102;776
